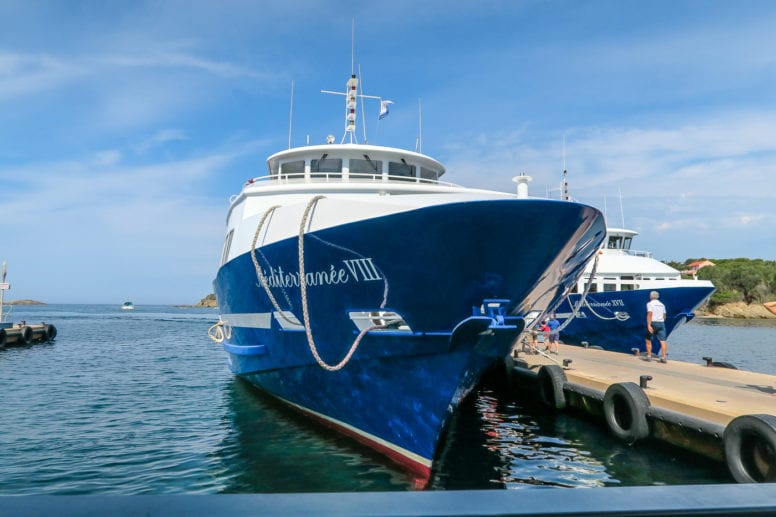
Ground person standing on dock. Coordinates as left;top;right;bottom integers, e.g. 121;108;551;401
645;291;668;363
547;314;560;354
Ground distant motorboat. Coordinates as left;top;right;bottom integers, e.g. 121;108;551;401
554;227;716;354
121;301;135;310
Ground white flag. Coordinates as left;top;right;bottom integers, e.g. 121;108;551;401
379;99;394;120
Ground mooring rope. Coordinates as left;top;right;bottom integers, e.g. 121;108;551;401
249;196;382;371
207;320;227;343
554;252;602;332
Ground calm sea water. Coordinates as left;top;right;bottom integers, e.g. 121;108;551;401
1;305;773;495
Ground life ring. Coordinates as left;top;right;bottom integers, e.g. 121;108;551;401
723;414;776;483
603;382;650;443
537;364;567;410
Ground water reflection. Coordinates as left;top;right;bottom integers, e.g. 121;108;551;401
432;385;730;490
431;390;616;490
212;378;413;493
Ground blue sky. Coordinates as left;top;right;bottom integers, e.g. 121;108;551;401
1;1;775;304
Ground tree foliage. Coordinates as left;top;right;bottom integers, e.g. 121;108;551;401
692;258;776;305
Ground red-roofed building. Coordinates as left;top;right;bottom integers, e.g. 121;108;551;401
684;260;715;279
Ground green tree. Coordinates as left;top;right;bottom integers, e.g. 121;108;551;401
698;258;776;305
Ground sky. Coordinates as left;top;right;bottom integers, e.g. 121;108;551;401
1;1;775;304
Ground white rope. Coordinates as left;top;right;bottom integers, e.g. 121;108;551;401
298;196;376;371
554;252;601;333
250;204;300;326
208;320;226;343
250;196;380;371
516;253;601;353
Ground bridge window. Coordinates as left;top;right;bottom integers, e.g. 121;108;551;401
389;161;416;180
420;166;440;181
349;158;382;175
607;236;623;249
310;158;342;178
280;160;305;175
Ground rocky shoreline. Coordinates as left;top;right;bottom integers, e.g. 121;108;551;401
698;302;776;320
179;293;217;308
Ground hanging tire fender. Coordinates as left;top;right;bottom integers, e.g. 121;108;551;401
723;414;776;483
18;326;33;345
603;382;651;443
537;364;567;410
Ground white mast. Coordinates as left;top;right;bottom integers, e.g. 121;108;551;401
320;22;381;144
0;261;7;324
287;80;294;149
418;98;423;154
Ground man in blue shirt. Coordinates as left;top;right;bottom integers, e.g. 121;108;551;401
547;314;561;354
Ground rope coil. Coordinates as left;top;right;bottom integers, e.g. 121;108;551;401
208;320;226;343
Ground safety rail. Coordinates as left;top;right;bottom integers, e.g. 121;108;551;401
242;172;463;189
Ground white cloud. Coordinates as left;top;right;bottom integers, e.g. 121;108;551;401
0;51;85;99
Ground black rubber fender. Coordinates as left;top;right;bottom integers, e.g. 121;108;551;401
603;382;650;443
44;324;57;341
723;414;776;483
537;364;567;410
711;361;738;370
0;328;6;347
18;326;33;345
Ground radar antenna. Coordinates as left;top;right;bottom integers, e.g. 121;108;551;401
320;21;382;144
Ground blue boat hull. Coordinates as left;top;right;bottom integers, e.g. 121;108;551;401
555;286;716;354
214;199;605;480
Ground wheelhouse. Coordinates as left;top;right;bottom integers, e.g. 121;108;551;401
261;144;446;185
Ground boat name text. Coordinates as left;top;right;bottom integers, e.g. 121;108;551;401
261;258;383;288
585;299;626;308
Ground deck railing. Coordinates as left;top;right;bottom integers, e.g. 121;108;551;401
243;172;462;189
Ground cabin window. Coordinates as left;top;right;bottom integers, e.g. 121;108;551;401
622;237;633;250
221;229;234;265
607;236;622;249
280;160;305;175
621;275;635;291
587;283;598;293
310;158;342;177
420;166;439;181
349;158;382;175
389;161;416;180
570;284;579;294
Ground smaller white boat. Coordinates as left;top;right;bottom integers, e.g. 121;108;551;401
121;301;135;311
554;227;715;353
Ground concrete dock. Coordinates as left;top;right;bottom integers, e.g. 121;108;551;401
505;343;776;483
